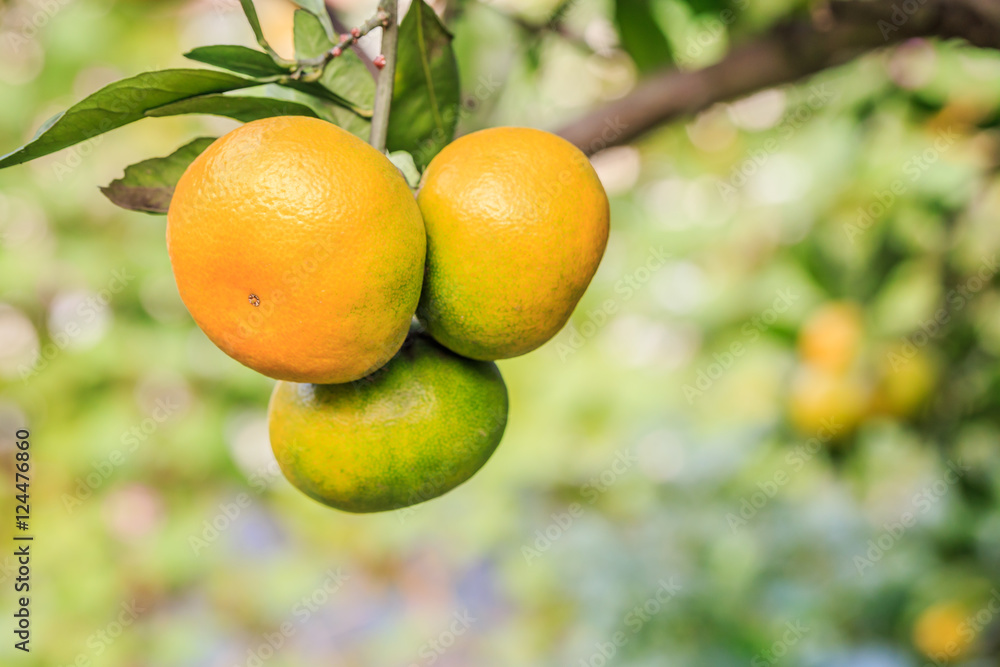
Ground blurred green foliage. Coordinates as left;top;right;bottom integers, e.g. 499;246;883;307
1;0;1000;666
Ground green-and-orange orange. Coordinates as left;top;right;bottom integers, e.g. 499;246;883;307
166;118;609;512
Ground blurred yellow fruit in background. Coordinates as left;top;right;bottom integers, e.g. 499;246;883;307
788;365;869;437
912;602;974;662
872;345;939;418
798;301;864;373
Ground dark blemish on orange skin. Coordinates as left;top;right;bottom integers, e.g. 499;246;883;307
249;294;261;307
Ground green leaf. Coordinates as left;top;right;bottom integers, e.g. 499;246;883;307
238;0;282;59
387;0;460;170
184;45;291;78
248;84;371;140
293;8;334;60
0;69;259;169
320;52;376;112
313;104;371;138
684;0;731;15
145;95;319;122
289;10;374;117
614;0;673;73
100;137;216;214
290;0;335;42
388;150;421;189
282;79;372;117
32;111;64;140
331;107;372;138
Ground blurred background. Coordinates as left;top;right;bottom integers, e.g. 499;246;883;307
2;0;1000;665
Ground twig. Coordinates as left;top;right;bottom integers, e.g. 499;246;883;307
325;1;380;77
557;0;1000;155
368;0;399;152
294;9;390;75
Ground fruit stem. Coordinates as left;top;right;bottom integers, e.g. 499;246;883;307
368;0;399;152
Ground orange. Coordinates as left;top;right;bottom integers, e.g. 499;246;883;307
788;364;869;437
268;331;508;513
797;301;864;374
416;127;610;360
167;116;425;384
872;344;938;418
912;602;974;661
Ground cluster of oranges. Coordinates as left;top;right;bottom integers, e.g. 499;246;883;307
166;117;610;512
788;301;938;437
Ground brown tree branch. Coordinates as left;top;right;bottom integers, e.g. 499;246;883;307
558;0;1000;155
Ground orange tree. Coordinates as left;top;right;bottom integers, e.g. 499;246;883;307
4;0;1000;661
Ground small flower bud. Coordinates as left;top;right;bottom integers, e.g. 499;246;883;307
373;54;386;69
351;27;361;38
332;47;342;57
341;33;351;43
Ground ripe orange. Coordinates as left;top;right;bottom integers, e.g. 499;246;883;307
268;332;508;513
797;301;864;374
167;116;425;384
416;127;609;360
912;602;974;661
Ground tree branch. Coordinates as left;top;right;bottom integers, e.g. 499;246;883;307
325;1;380;77
558;0;1000;155
368;0;399;152
294;9;388;78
